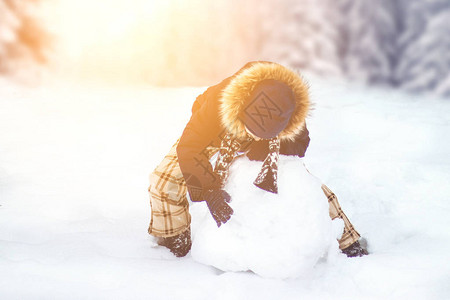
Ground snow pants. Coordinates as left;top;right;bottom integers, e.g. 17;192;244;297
148;140;361;250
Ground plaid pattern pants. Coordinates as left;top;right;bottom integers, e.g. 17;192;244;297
147;140;192;237
321;184;361;249
148;140;361;248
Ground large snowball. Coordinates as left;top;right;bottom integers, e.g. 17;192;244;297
190;156;344;279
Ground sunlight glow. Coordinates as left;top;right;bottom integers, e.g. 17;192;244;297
42;0;245;85
43;0;172;81
56;0;165;49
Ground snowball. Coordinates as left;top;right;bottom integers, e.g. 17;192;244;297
190;155;343;279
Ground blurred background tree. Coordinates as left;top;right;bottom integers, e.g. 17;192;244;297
394;0;450;96
0;0;48;75
1;0;449;97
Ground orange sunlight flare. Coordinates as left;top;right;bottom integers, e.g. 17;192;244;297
42;0;254;86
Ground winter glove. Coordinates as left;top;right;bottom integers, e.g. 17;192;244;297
204;189;233;227
342;240;369;257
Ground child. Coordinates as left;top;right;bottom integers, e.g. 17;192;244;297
148;61;368;258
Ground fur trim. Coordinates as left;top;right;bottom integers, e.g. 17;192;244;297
219;62;310;141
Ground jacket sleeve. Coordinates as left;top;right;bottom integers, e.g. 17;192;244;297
176;88;223;202
246;125;310;161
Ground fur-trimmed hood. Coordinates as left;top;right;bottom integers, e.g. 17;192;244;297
219;62;310;142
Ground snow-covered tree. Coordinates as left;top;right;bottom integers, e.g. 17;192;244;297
334;0;400;86
0;0;47;74
395;0;450;97
333;0;450;97
260;0;342;76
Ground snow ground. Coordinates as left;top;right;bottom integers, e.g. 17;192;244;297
0;76;449;299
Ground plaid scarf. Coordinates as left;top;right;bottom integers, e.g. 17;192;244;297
214;133;281;193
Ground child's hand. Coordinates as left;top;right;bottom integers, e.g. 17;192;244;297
204;189;233;227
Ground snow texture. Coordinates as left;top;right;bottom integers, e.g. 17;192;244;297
0;75;450;299
191;156;343;279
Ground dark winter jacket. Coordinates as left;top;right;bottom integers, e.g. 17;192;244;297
177;61;311;201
